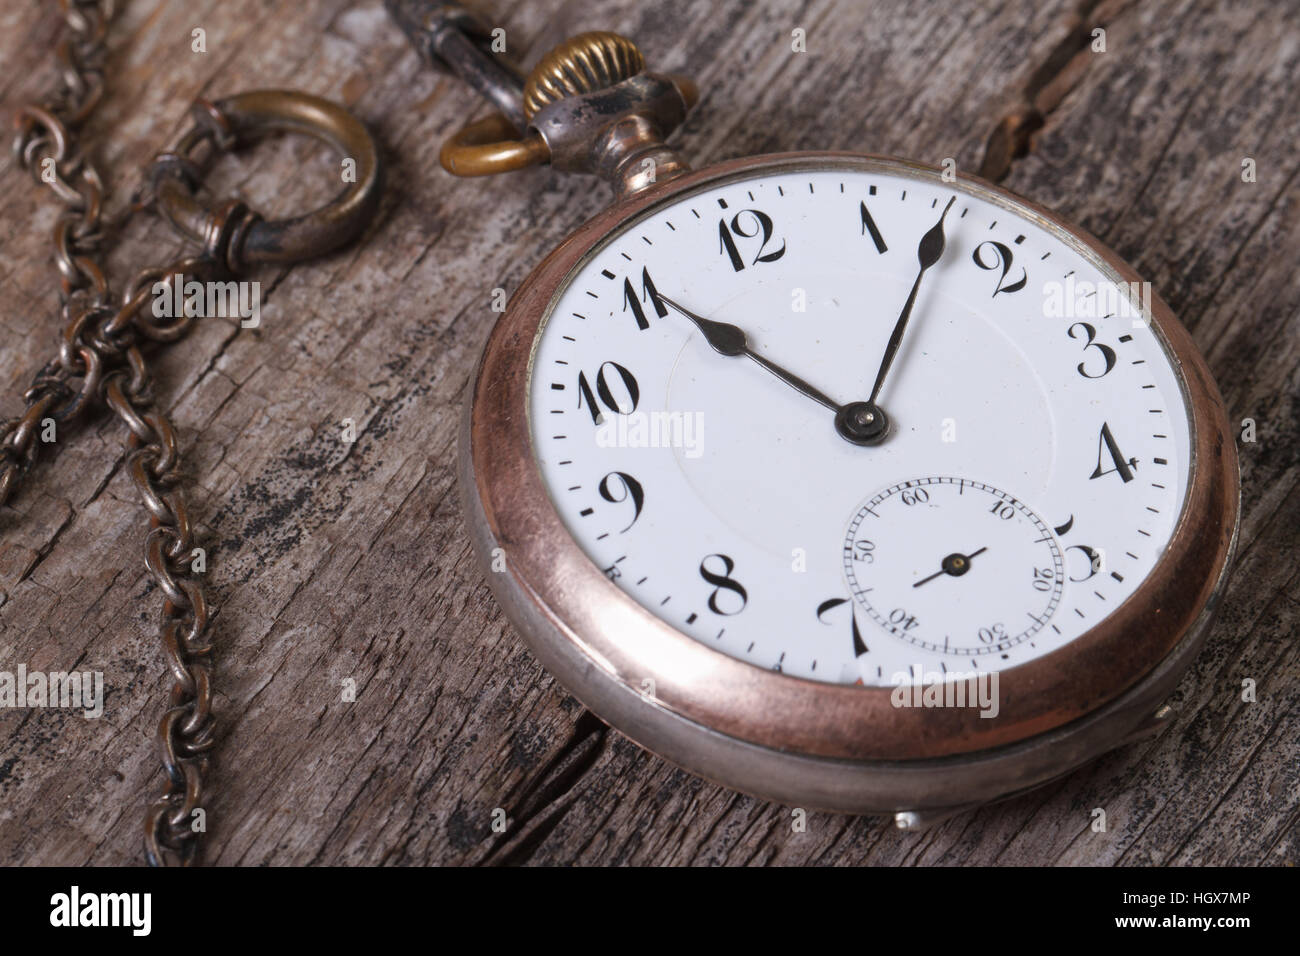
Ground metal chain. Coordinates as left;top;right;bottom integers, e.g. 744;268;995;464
7;0;225;865
4;0;115;500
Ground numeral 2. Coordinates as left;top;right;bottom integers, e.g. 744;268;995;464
972;240;1027;297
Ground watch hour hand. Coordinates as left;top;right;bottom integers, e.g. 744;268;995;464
658;295;843;412
659;295;746;355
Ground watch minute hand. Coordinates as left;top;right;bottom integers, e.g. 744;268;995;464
867;195;955;405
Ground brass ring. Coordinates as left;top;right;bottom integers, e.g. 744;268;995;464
154;89;382;271
439;113;550;177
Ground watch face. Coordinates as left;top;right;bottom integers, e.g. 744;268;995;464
527;165;1192;687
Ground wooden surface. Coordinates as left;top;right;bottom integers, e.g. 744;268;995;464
0;0;1296;866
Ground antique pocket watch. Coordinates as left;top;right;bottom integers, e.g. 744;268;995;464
391;3;1238;827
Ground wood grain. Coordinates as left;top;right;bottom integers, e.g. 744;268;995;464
0;0;1294;865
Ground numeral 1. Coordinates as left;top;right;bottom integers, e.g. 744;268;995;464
859;201;888;253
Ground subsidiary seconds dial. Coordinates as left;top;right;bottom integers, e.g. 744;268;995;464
842;477;1064;659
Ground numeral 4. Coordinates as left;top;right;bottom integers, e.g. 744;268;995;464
1090;422;1138;482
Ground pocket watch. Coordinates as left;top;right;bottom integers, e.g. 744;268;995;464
390;2;1238;827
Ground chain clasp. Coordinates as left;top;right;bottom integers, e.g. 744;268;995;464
150;90;382;274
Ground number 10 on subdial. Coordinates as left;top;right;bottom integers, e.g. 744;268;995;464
842;477;1065;660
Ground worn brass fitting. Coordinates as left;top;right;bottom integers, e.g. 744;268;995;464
440;30;696;197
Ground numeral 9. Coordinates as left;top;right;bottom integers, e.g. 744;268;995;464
598;472;645;532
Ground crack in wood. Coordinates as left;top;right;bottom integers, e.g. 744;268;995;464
977;0;1130;182
479;710;608;866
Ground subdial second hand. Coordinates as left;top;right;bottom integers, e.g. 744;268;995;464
913;546;989;588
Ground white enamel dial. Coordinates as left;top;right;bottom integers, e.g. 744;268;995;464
527;165;1191;686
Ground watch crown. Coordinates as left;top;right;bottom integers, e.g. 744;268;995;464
523;31;647;119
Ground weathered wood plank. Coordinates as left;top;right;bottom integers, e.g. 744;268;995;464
0;0;1294;866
